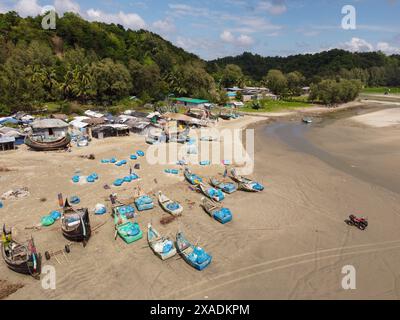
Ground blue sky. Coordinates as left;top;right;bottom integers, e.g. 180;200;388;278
1;0;399;59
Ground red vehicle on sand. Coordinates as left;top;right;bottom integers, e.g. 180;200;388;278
345;215;368;231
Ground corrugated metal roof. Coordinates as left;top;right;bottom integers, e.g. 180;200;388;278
31;119;69;129
0;136;16;143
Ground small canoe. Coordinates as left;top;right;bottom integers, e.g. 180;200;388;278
114;213;142;244
198;183;225;202
210;178;237;194
158;191;183;216
184;168;203;185
201;198;232;224
1;225;42;279
230;169;264;192
147;224;177;260
176;232;212;271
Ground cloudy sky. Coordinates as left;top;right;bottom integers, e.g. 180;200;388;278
1;0;399;59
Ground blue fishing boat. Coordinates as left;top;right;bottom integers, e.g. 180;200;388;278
230;169;264;192
184;168;203;185
134;195;154;211
176;232;212;271
198;183;225;202
210;178;237;194
201;198;232;224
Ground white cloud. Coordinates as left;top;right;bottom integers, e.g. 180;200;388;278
220;30;235;43
54;0;80;15
14;0;43;17
258;1;287;15
86;9;146;30
152;18;176;34
376;42;400;54
339;37;374;52
335;37;400;55
220;30;254;47
236;34;254;46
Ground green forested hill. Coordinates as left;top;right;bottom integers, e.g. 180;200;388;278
208;50;400;86
0;11;215;112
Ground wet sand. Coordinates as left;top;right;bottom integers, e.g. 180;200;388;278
1;104;400;300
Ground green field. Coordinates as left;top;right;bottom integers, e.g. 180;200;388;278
240;99;313;113
361;87;400;94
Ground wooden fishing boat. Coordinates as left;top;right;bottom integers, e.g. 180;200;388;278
230;169;264;192
147;224;176;260
114;211;142;244
1;225;41;279
198;183;225;202
158;191;183;216
201;198;232;224
25;134;71;151
184;168;203;185
61;199;91;246
176;232;212;271
210;178;237;194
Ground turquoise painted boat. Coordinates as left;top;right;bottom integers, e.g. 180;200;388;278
114;213;142;244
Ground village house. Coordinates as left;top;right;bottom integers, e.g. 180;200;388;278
173;97;209;109
30;119;69;139
0;136;15;151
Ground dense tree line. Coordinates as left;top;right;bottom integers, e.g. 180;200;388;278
208;50;400;86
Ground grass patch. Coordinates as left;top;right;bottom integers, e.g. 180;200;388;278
361;87;400;94
240;99;313;113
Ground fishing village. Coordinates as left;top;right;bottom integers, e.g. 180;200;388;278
1;3;400;301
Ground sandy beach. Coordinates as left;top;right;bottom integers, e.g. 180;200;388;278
1;102;400;300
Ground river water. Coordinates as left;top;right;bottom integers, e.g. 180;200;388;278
260;104;400;194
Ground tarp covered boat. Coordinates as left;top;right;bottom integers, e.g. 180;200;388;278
158;191;183;216
147;224;176;260
201;198;232;224
61;199;91;246
25;134;71;151
184;168;203;185
1;225;41;279
230;169;264;192
114;212;142;244
210;178;237;194
135;195;154;211
198;183;225;202
176;232;212;271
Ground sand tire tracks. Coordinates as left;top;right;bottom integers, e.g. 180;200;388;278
164;239;400;299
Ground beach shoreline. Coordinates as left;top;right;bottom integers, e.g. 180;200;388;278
1;100;400;300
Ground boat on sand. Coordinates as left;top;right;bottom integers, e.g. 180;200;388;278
176;232;212;271
158;191;183;216
147;224;176;260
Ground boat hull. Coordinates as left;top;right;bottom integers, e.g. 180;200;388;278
1;244;42;279
25;134;71;151
62;209;91;244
